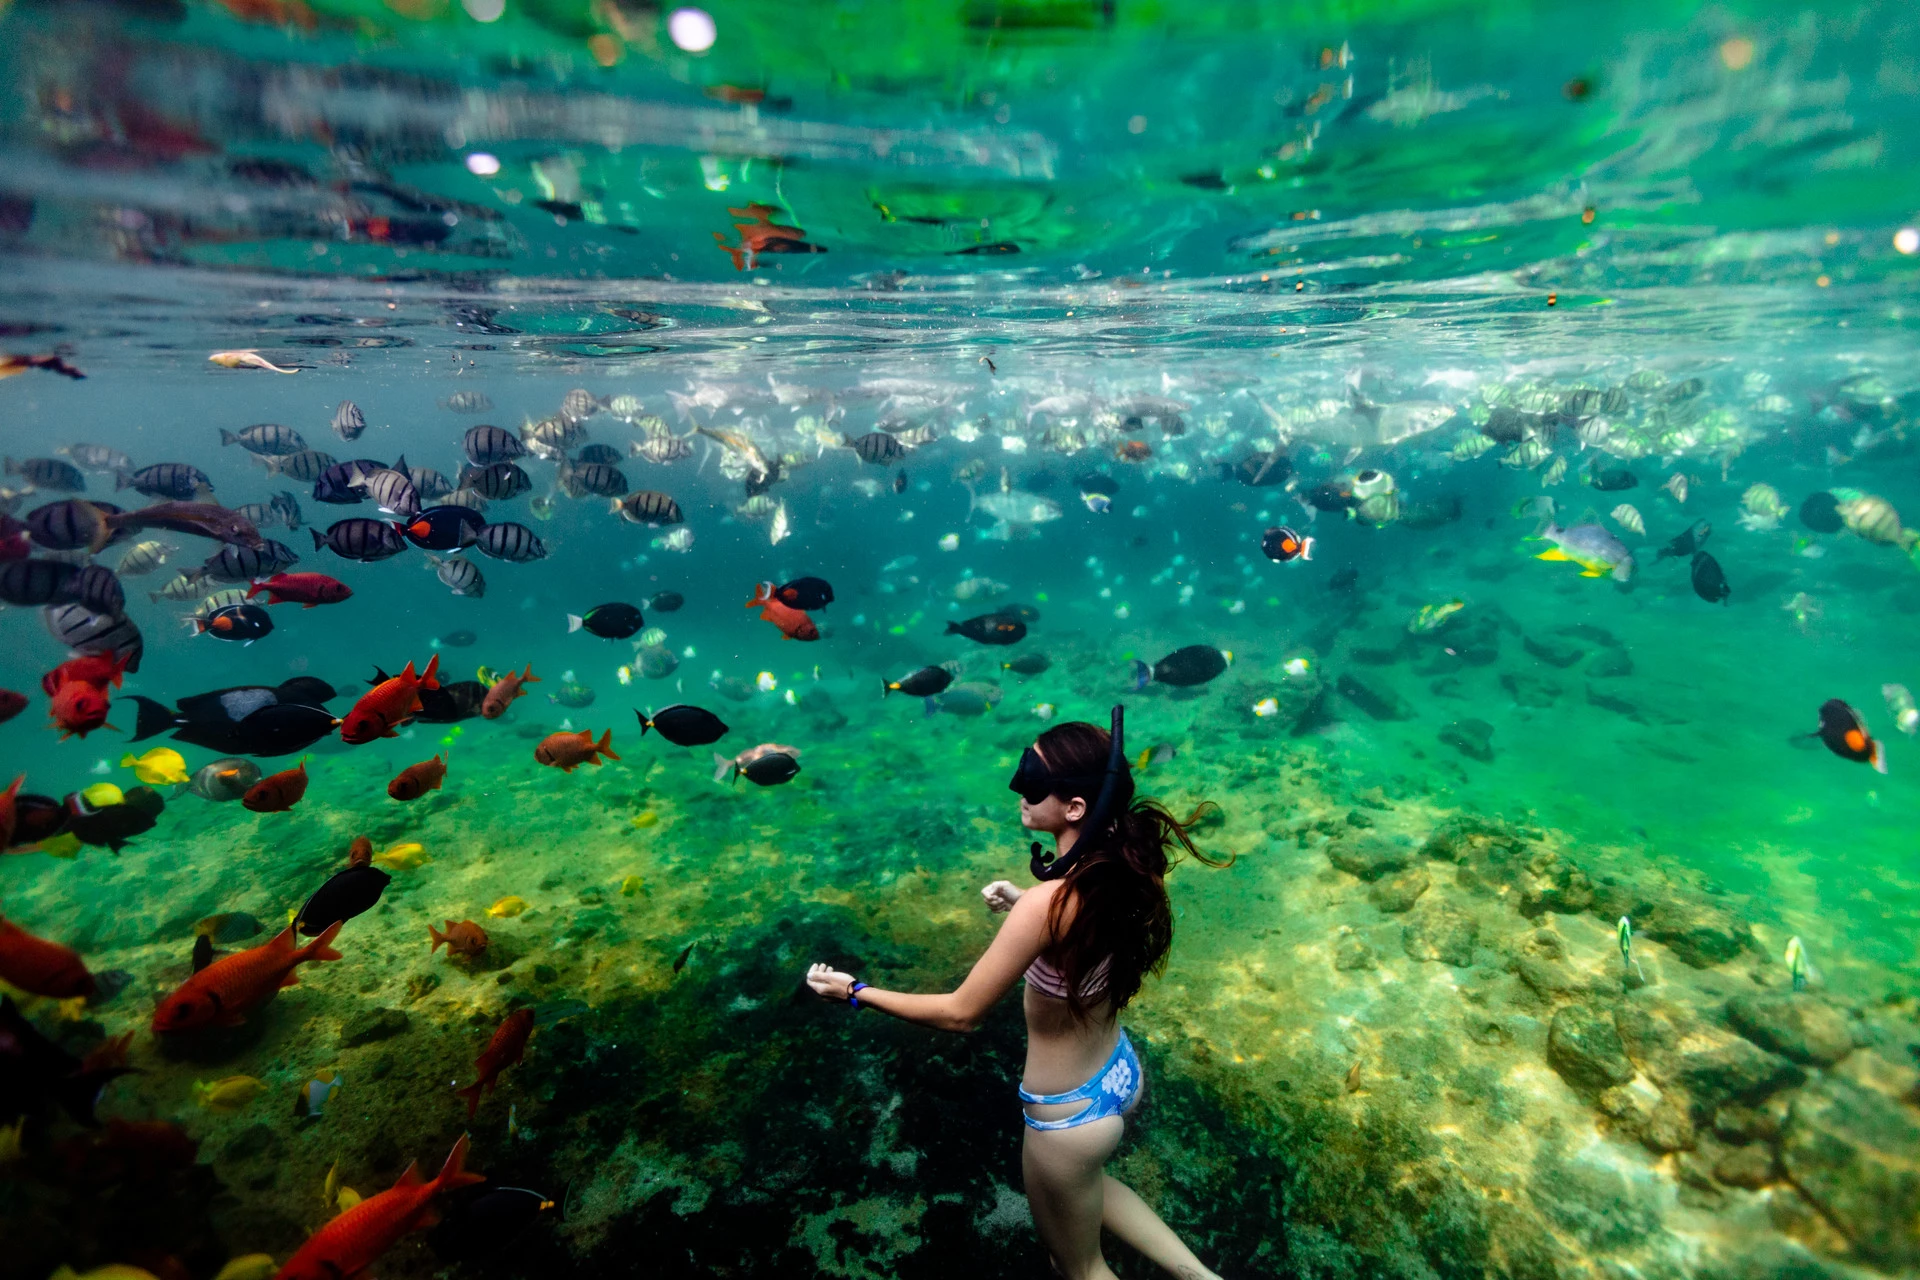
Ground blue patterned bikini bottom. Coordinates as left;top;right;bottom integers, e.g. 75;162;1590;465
1017;1029;1143;1131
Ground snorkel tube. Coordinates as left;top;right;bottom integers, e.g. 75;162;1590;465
1030;703;1127;882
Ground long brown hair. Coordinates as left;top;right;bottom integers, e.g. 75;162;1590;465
1033;720;1229;1021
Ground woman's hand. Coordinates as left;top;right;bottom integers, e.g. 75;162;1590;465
981;880;1023;913
806;962;857;1000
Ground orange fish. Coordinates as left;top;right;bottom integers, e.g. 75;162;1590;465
48;681;114;739
40;651;133;695
534;728;620;772
387;755;447;802
0;352;85;381
272;1135;484;1280
152;921;344;1032
0;774;23;849
456;1007;535;1118
481;664;539;719
244;572;353;607
1116;440;1153;462
744;583;819;641
347;835;374;867
340;655;440;743
429;919;489;958
243;760;309;812
0;911;96;999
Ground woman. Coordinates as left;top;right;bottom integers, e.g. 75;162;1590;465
806;713;1228;1280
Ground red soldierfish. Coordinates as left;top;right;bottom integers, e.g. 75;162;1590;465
48;681;114;739
40;651;133;696
152;921;344;1033
744;583;819;641
245;572;354;607
271;1134;484;1280
534;728;619;771
0;911;96;998
456;1007;534;1118
340;655;440;743
480;664;538;719
387;755;447;801
243;760;309;812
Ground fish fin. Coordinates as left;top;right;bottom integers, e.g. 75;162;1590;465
125;695;175;743
520;663;540;684
636;710;652;736
1579;568;1605;578
1873;740;1889;774
712;753;733;783
299;919;345;964
596;729;620;761
1534;548;1570;562
433;1132;484;1193
278;970;302;989
420;653;441;691
457;1080;485;1119
394;1159;426;1190
567;614;583;633
744;581;773;608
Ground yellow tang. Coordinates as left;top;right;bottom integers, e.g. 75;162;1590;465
32;832;83;859
194;1076;267;1111
619;875;644;897
78;782;124;809
487;895;529;918
211;1256;278;1280
630;811;658;828
120;747;190;786
371;842;431;870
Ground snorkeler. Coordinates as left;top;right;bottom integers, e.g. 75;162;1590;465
806;706;1229;1280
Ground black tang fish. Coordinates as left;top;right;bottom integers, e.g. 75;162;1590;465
1812;699;1886;773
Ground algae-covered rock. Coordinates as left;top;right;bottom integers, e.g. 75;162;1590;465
1511;929;1591;998
1523;634;1585;668
1500;670;1561;708
1616;997;1805;1118
1438;718;1493;762
1596;1079;1696;1152
1335;672;1413;720
1780;1076;1920;1267
339;1006;411;1048
1714;1144;1776;1189
1367;866;1431;913
1517;849;1593;917
1327;836;1413;881
1727;993;1856;1067
1402;903;1478;966
1548;1004;1637;1090
1332;928;1378;971
1592;884;1755;967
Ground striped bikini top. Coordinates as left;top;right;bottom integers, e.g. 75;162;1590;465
1025;953;1111;1000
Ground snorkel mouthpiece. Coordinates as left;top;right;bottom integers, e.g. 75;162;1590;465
1030;704;1127;882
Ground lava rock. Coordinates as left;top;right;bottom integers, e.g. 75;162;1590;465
1439;718;1494;762
339;1006;411;1047
1779;1076;1920;1267
1592;885;1755;968
1402;904;1478;966
1367;867;1431;913
1548;1004;1638;1090
1615;998;1805;1118
1597;1081;1696;1152
1335;672;1413;720
1726;993;1856;1067
1517;849;1594;917
1523;634;1585;668
1713;1144;1776;1189
1512;929;1590;997
1713;1103;1781;1145
1327;836;1414;881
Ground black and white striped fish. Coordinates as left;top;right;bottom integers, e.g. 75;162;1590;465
56;444;131;473
150;569;211;602
359;462;421;517
270;490;304;530
43;602;143;672
458;462;532;500
473;521;547;562
220;423;307;456
462;425;526;466
558;461;628;498
115;540;172;577
311;518;407;562
442;391;494;413
263;449;339;482
312;459;384;504
400;462;453;499
8;457;87;491
522;416;586;461
332;400;367;442
843;431;906;466
0;558;79;605
560;388;602;422
118;462;213;500
202;539;300;583
424;554;486;597
575;443;622;467
439;488;489;514
66;564;125;615
25;498;113;551
614;490;684;526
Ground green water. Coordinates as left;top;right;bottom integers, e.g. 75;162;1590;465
2;1;1919;1278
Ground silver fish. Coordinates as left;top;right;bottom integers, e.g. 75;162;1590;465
425;554;486;597
332;400;367;442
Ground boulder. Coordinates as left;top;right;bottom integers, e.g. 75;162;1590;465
1332;929;1378;971
1616;998;1805;1119
1335;672;1413;720
1727;993;1856;1067
1713;1145;1776;1189
1367;867;1431;913
1402;904;1478;967
1500;670;1561;708
1597;1081;1697;1153
1517;849;1594;917
1327;836;1414;881
1511;929;1590;998
1548;1004;1638;1090
1592;884;1755;968
1439;718;1494;762
1780;1076;1920;1267
339;1006;411;1048
1523;634;1585;668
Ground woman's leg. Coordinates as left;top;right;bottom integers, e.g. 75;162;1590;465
1022;1116;1124;1280
1100;1176;1222;1280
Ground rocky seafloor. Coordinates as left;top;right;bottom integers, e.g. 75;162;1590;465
3;565;1918;1280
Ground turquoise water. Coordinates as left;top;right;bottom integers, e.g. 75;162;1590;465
2;3;1919;1278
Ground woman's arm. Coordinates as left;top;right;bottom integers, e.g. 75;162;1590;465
806;882;1056;1033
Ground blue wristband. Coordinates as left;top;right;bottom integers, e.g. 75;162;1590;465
848;981;869;1009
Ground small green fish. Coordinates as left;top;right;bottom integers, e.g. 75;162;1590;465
1616;916;1645;981
1784;936;1815;992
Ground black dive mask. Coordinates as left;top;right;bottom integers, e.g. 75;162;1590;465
1017;705;1127;882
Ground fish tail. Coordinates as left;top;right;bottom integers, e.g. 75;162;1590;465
432;1132;485;1194
943;622;961;635
297;919;345;964
219;429;239;447
923;697;938;718
1300;537;1315;562
456;1080;485;1120
243;580;263;600
596;729;620;761
566;614;583;633
1131;660;1151;692
520;663;540;684
420;653;441;690
126;695;174;743
636;710;653;736
882;680;892;698
310;528;326;550
712;753;733;783
745;581;773;608
428;923;447;952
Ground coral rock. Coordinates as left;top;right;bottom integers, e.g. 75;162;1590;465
1367;867;1431;913
1328;836;1414;881
1726;993;1856;1067
1779;1077;1920;1267
1401;903;1478;966
1548;1004;1638;1090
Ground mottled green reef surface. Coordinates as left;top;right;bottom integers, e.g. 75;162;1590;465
2;1;1920;1278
